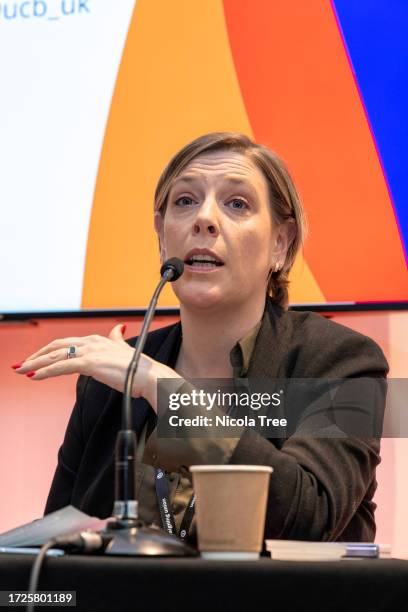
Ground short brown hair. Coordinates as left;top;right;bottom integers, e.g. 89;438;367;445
154;132;307;309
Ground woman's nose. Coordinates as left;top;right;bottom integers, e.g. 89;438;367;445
192;197;220;236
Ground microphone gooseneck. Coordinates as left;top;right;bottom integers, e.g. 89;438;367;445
115;257;184;521
103;257;195;556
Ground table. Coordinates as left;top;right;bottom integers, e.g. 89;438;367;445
1;554;408;611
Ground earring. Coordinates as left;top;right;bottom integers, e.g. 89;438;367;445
274;261;281;273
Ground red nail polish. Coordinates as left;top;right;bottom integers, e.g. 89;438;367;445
26;371;36;378
11;363;23;369
121;324;127;335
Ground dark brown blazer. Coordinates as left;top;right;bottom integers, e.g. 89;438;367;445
44;298;388;542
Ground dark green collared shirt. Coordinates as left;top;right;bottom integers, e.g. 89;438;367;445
168;319;263;531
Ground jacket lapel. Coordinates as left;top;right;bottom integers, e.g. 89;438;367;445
247;298;291;379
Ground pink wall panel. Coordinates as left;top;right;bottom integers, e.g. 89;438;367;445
1;311;407;556
331;311;408;558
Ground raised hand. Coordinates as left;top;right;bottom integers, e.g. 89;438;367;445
11;324;181;408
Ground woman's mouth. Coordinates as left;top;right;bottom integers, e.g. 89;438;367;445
184;255;225;271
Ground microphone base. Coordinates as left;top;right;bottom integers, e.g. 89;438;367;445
102;518;197;557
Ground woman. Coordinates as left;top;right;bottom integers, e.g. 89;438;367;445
13;132;388;542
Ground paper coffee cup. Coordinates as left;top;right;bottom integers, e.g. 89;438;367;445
190;465;273;560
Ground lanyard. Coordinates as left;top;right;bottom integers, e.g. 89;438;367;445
138;422;196;540
155;468;195;540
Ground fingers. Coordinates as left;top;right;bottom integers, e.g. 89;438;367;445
15;346;84;375
24;337;89;362
13;327;128;383
20;326;127;365
22;356;87;380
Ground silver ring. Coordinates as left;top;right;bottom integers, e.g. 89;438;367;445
67;346;77;359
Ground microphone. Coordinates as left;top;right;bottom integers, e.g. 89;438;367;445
111;257;184;524
160;256;184;281
103;257;194;556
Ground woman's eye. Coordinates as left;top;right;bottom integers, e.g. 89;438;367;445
228;198;248;210
175;196;195;207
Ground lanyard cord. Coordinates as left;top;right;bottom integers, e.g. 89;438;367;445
155;468;195;540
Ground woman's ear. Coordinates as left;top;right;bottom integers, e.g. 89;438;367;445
271;219;297;267
154;211;166;263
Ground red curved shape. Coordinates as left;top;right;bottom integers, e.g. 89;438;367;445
222;0;408;302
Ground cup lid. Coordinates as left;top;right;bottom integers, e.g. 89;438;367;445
189;465;273;473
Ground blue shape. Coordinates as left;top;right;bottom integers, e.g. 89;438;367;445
332;0;408;264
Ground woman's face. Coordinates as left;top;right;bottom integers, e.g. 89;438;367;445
155;150;290;311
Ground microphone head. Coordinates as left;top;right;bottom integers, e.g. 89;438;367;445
160;257;184;281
